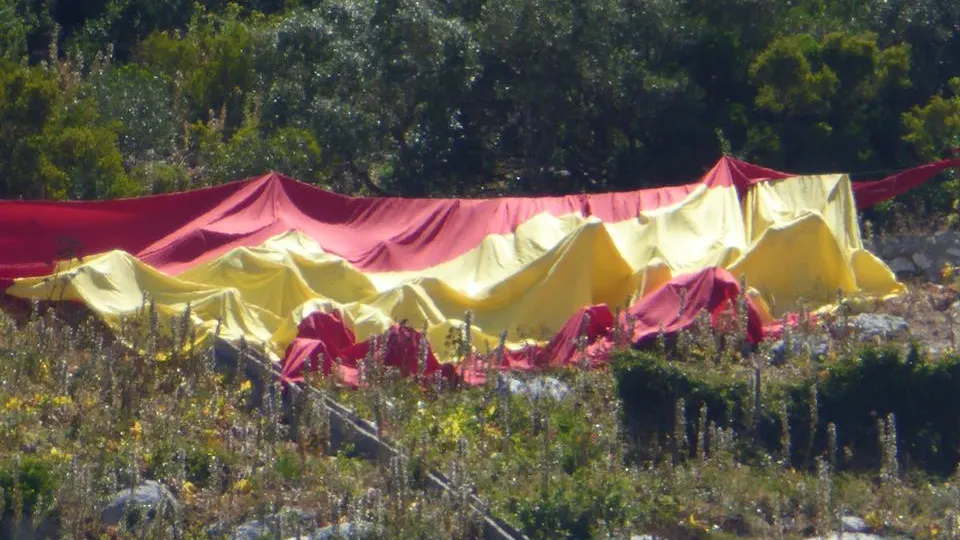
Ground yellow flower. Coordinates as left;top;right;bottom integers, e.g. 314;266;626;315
204;428;222;447
440;406;469;442
4;397;22;411
239;380;252;392
181;481;197;503
131;420;143;442
483;423;503;440
49;446;72;461
232;478;252;493
52;396;72;407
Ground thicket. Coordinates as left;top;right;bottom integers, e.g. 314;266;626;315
614;343;960;477
0;0;958;223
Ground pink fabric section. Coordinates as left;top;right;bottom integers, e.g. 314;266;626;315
280;311;454;387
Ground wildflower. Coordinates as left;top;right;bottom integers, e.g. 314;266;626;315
181;481;197;503
239;380;252;393
52;396;72;407
37;361;50;380
49;446;72;461
232;478;252;493
131;420;143;442
4;396;22;410
204;428;221;447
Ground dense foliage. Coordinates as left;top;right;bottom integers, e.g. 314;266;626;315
614;343;960;476
0;0;958;216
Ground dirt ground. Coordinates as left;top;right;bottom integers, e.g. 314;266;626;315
870;278;960;357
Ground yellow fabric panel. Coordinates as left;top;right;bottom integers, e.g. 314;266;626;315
743;174;863;252
737;175;903;316
729;213;861;316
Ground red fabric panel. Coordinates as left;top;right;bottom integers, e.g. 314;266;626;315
851;159;960;209
280;310;358;378
717;156;792;194
472;305;617;380
624;267;764;346
760;313;819;340
280;311;451;387
0;178;258;284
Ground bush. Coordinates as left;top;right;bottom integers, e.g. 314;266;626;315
613;344;960;476
613;351;752;463
0;455;60;518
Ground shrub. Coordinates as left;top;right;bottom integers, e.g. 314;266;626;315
0;455;60;518
613;344;960;476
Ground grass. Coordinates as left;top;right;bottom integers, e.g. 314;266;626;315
3;280;960;539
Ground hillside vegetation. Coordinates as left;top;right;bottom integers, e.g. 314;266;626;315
0;0;958;221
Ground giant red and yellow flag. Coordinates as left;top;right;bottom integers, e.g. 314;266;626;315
1;156;957;384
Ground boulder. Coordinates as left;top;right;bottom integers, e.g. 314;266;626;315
501;375;570;401
309;521;376;539
230;508;315;540
770;335;830;365
848;313;909;341
912;252;934;272
841;515;869;533
101;480;179;528
887;257;917;276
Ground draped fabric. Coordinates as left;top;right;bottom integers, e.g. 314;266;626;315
1;156;951;384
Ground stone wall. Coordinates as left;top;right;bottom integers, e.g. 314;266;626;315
865;230;960;282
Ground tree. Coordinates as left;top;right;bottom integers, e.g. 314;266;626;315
190;98;325;186
138;4;265;135
0;61;63;198
745;32;911;173
899;77;960;215
92;64;182;165
0;60;136;200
